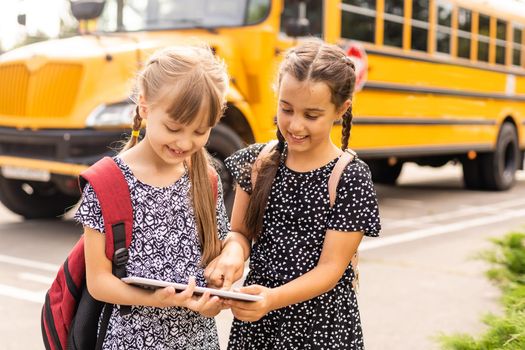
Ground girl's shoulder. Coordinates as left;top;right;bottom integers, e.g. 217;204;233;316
224;143;270;194
338;157;374;187
225;143;267;166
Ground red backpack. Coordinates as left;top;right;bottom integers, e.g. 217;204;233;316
41;157;218;350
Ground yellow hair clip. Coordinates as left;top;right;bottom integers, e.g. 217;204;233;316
131;130;140;137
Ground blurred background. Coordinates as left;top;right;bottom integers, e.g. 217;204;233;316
1;0;525;349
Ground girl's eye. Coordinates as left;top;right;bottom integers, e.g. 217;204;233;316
280;107;293;114
165;125;181;133
305;115;319;120
194;130;207;136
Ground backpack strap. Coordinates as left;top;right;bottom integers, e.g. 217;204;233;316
79;157;133;264
208;165;219;203
251;140;279;190
327;148;360;293
327;148;356;208
79;157;134;319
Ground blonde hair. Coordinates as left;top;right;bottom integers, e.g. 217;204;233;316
123;45;229;265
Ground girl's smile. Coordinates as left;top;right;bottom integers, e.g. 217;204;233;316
165;145;189;158
287;132;308;144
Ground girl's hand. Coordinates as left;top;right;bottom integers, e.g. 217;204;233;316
151;276;221;315
225;284;275;322
179;277;227;317
188;292;224;318
204;242;245;290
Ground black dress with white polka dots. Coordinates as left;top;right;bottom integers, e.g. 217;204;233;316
225;143;381;350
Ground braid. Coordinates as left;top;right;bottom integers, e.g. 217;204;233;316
244;128;285;240
341;106;353;151
276;128;286;153
120;105;143;152
130;105;143;146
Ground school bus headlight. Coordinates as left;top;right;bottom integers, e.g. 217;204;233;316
86;102;134;127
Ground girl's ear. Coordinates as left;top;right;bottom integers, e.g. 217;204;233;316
138;94;149;119
336;99;352;120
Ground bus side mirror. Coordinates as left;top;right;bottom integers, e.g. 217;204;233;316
283;0;310;37
284;17;310;37
70;0;106;21
17;14;26;26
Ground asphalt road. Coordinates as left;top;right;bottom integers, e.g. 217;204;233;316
1;162;524;349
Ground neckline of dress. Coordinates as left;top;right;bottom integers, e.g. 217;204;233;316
281;153;341;175
115;156;188;190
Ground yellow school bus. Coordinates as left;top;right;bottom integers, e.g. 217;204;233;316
0;0;524;219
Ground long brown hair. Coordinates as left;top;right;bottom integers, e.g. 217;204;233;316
244;40;357;240
122;45;228;265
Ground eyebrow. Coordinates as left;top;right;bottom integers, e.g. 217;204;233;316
279;99;325;113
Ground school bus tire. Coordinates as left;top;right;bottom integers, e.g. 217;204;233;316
207;123;246;215
366;159;403;185
0;176;79;219
480;122;519;191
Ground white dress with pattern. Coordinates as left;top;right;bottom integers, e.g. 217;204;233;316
75;157;229;350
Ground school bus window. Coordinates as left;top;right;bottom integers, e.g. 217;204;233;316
383;0;404;48
281;0;323;37
436;2;452;54
478;14;490;62
246;0;271;25
512;26;523;67
341;0;376;43
496;19;507;65
457;8;472;59
411;0;429;52
97;0;266;31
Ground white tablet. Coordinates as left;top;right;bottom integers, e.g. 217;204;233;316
121;276;263;302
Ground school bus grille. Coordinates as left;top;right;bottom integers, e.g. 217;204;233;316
0;63;83;117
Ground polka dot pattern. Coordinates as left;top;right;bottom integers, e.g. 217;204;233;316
225;143;381;350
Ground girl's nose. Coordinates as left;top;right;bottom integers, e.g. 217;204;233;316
175;138;192;152
288;115;304;133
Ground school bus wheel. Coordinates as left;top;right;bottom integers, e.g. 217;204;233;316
366;159;403;185
0;176;79;219
462;122;519;191
481;122;519;191
207;123;246;216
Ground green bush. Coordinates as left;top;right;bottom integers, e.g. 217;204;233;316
438;232;525;350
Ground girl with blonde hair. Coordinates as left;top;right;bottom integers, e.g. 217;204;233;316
76;44;230;349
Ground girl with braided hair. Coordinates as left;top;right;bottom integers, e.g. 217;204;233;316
75;45;230;349
205;40;381;349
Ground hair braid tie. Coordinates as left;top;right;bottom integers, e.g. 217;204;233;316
130;105;143;142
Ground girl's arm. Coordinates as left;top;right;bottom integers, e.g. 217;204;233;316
204;185;252;289
84;226;221;316
226;229;363;322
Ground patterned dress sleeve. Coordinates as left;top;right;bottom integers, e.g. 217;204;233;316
224;143;266;195
327;159;381;237
215;178;231;240
73;183;106;234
